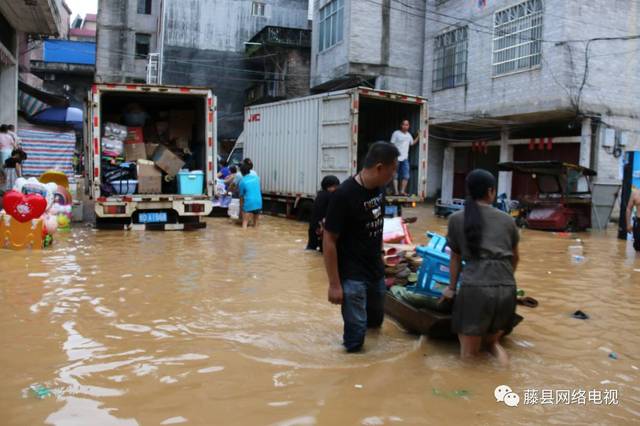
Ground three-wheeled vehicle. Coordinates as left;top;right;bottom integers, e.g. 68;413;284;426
498;161;597;232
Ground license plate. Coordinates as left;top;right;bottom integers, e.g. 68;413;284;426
139;212;167;223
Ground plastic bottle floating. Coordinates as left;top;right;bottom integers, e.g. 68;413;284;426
29;383;52;399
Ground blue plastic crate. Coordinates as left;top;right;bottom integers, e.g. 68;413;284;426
406;232;461;297
177;170;204;195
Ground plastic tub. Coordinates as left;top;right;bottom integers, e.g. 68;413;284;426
111;180;137;195
177;170;204;195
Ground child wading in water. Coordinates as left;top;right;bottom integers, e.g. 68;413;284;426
2;149;27;192
443;169;520;365
238;163;262;229
307;175;340;252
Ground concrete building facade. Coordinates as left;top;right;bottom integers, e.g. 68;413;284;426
245;26;311;106
0;0;66;126
95;0;162;83
311;0;639;201
96;0;309;139
422;0;640;201
310;0;425;94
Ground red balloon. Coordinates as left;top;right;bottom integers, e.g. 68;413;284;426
3;190;48;223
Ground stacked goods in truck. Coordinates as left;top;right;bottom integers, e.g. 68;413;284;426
102;122;126;158
145;143;159;158
169;110;194;150
136;160;162;194
124;127;147;162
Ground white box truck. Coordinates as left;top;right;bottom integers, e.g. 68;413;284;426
242;87;428;219
85;83;216;230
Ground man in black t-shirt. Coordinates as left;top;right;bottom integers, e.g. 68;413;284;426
323;142;400;352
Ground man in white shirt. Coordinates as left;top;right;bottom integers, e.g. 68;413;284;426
390;119;418;196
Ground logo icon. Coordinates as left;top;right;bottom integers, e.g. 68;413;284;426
495;385;519;408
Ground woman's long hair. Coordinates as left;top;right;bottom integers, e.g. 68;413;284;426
464;169;496;257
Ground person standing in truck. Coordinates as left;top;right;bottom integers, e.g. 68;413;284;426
390;119;419;196
626;188;640;251
323;142;399;353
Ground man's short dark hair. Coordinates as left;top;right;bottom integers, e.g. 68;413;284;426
363;142;399;169
0;125;7;133
321;175;340;191
7;124;15;131
242;158;253;170
11;148;27;161
229;165;237;174
240;164;251;176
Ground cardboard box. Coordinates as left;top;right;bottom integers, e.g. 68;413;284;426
137;161;163;194
145;143;160;158
124;141;147;162
152;145;185;176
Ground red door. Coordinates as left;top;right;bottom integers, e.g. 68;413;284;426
453;146;501;198
511;143;580;199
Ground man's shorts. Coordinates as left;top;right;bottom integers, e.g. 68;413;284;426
396;159;410;180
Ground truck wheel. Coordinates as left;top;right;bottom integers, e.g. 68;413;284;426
296;200;314;222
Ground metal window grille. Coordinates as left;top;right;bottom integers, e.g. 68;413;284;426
147;53;159;84
319;0;344;52
252;2;266;17
432;27;468;91
492;0;543;76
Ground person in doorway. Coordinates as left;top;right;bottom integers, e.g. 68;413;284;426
217;160;230;179
3;149;27;192
443;169;519;365
0;125;17;167
626;188;640;251
224;165;241;195
390;119;419;196
7;124;19;148
307;175;340;252
323;142;399;353
239;163;262;229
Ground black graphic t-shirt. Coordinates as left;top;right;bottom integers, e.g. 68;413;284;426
324;177;385;282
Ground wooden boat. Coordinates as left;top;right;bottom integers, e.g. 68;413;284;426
385;292;523;340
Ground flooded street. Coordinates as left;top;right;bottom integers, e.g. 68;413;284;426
1;205;639;425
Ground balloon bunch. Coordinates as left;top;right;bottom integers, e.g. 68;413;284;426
1;177;73;247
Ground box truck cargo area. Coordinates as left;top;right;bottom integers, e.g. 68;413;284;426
244;87;428;221
357;96;422;196
86;84;216;230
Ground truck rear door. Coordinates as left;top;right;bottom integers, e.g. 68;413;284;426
84;86;96;200
318;92;354;185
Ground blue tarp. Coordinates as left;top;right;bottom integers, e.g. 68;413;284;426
32;107;83;130
43;40;96;65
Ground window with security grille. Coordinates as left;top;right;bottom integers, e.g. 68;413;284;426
492;0;543;76
432;27;468;91
319;0;344;52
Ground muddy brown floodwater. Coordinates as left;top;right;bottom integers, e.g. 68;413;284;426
1;205;639;425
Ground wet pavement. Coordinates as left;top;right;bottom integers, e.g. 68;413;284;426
1;205;639;425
